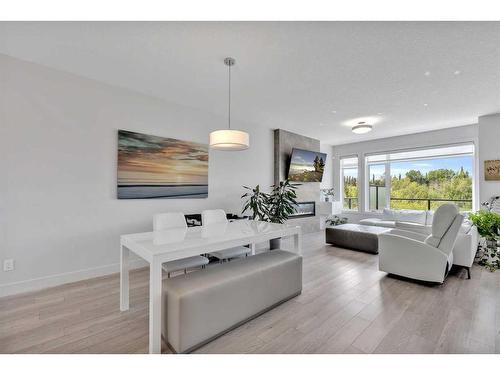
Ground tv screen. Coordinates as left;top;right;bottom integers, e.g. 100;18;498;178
287;148;327;182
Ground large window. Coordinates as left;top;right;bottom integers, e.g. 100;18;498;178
365;143;474;212
341;156;359;210
368;163;387;211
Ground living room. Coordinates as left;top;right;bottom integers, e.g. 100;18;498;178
1;2;500;374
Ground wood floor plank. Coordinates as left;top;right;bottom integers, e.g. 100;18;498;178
318;316;372;353
283;300;368;353
0;231;498;354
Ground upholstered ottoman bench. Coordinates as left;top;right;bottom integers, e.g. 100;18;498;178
162;250;302;353
326;223;390;254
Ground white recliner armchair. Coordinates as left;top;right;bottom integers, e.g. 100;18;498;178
378;204;464;283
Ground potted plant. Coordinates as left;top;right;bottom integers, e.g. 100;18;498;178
325;215;348;226
241;180;298;249
321;188;335;202
468;210;500;271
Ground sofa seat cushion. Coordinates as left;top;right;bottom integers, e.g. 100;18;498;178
361;209;470;233
359;218;382;225
359;218;396;228
391;209;427;225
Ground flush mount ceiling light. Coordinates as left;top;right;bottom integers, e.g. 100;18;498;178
209;57;249;151
352;122;373;134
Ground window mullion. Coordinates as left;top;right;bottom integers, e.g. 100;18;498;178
385;161;391;209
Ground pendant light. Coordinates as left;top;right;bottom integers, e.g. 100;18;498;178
209;57;250;150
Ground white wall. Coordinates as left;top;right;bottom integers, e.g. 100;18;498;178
1;54;309;295
478;113;500;203
320;143;334;190
330;125;479;223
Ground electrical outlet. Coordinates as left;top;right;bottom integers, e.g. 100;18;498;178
3;259;14;272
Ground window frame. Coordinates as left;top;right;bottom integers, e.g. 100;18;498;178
340;155;360;212
365;161;390;212
363;142;475;213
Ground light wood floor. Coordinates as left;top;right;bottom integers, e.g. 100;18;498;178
1;231;499;354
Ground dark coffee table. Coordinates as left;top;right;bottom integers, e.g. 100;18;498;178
325;224;390;254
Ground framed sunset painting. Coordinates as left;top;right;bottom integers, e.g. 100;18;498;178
117;130;209;199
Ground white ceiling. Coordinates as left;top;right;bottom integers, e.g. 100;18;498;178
1;21;500;145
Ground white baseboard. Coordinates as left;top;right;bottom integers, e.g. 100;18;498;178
0;259;148;298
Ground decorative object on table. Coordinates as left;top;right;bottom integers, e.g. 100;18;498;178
184;214;202;227
241;180;298;223
241;184;268;221
241;180;298;249
209;57;249;151
226;213;250;221
117;130;208;199
321;188;335;202
267;180;299;224
481;195;500;213
484;160;500;181
184;213;247;227
287;148;327;182
468;210;500;271
325;215;348;226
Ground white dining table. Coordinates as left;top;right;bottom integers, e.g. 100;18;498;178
119;220;302;354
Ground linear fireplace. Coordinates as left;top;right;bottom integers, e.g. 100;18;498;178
289;201;316;219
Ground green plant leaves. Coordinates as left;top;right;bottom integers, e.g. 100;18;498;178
241;180;298;223
469;210;500;241
469;210;500;271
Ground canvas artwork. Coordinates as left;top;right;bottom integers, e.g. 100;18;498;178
117;130;209;199
484;159;500;181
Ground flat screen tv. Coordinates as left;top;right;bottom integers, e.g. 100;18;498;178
287;148;327;182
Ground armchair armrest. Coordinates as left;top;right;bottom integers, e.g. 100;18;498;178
395;221;431;235
378;232;450;283
386;229;429;242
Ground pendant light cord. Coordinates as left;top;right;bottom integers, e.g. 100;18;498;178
228;62;231;129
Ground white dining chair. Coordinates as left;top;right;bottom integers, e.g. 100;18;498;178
201;209;251;262
153;212;209;277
